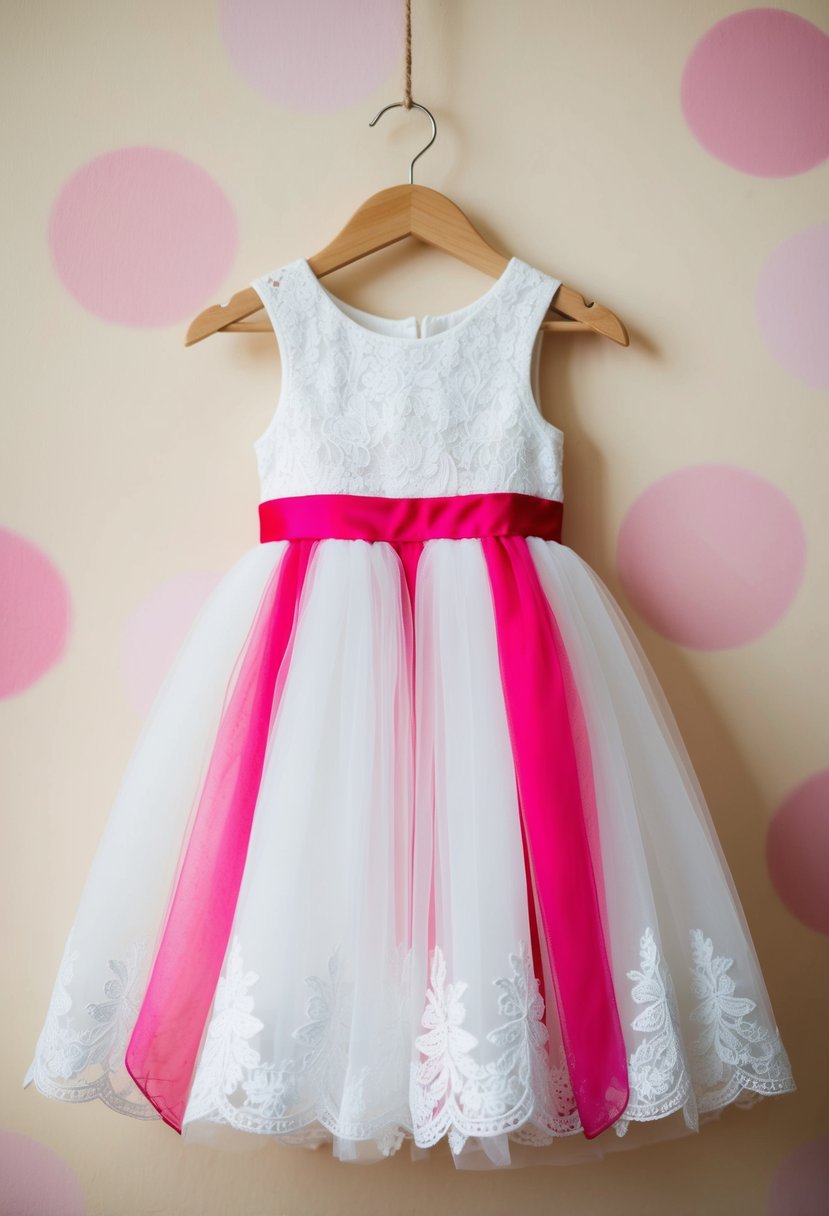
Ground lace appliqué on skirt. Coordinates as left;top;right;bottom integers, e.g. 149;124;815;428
183;934;413;1148
24;924;795;1153
22;929;159;1119
410;941;579;1155
687;929;794;1106
611;927;795;1138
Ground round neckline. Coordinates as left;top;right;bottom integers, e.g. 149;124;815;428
295;255;521;348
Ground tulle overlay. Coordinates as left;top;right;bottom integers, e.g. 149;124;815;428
23;492;795;1169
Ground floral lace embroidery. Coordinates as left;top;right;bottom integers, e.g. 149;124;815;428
183;935;412;1145
250;257;564;502
410;941;574;1154
687;929;795;1106
22;929;159;1119
612;926;795;1138
612;927;697;1137
182;935;577;1154
25;924;795;1153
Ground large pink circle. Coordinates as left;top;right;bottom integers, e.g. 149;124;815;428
757;222;829;391
681;8;829;176
120;571;222;717
219;0;404;112
768;1135;829;1215
49;147;237;326
0;1130;85;1216
767;770;829;936
0;528;70;697
616;464;806;649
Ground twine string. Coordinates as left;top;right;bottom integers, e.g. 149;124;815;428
403;0;412;108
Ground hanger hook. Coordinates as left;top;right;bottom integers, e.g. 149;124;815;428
368;100;437;186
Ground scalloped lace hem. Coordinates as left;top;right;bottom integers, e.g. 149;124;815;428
21;1061;792;1158
23;922;795;1159
22;1061;160;1121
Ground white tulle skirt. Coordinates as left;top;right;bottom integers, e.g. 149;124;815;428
23;536;796;1169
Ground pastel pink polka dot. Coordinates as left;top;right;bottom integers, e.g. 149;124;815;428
0;528;70;697
120;571;222;716
768;1135;829;1215
0;1130;85;1216
219;0;404;112
49;147;237;326
616;465;806;650
767;770;829;936
757;222;829;391
681;8;829;176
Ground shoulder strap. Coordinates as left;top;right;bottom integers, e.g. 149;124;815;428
510;259;563;362
498;260;564;433
249;259;296;332
249;259;312;397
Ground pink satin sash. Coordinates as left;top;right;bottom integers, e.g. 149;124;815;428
124;539;317;1132
125;490;629;1140
257;489;565;543
480;532;629;1135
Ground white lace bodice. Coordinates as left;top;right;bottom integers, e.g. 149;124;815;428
249;255;564;502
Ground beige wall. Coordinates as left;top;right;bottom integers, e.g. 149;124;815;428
4;2;827;1213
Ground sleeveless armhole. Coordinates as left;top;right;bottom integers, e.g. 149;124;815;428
249;272;293;451
518;273;565;444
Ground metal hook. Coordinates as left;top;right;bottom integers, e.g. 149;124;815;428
368;100;437;185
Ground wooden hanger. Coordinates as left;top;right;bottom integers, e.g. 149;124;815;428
185;101;629;349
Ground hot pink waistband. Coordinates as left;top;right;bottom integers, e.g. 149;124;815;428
258;491;564;544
